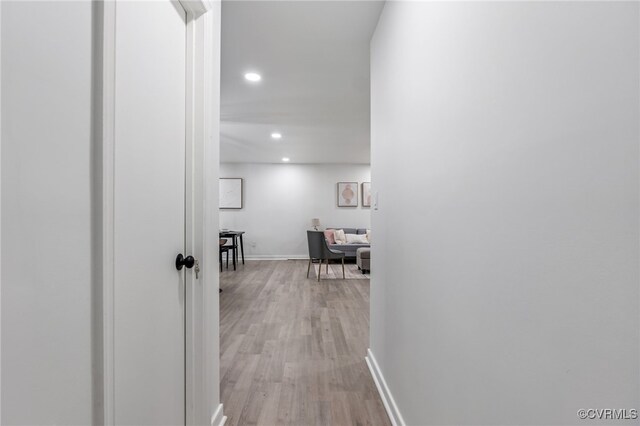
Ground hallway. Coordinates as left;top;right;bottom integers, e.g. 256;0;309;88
220;260;390;426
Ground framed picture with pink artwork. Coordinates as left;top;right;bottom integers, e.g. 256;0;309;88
361;182;372;207
337;182;358;207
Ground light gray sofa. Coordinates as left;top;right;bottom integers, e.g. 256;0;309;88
326;227;369;258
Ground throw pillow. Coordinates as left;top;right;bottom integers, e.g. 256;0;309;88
324;229;336;244
346;233;368;244
334;229;346;244
366;229;371;243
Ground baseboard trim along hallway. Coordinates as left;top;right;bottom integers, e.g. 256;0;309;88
244;255;308;260
210;404;226;426
366;349;406;426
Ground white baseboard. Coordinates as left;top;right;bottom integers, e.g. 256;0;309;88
210;404;226;426
244;255;307;260
365;348;406;426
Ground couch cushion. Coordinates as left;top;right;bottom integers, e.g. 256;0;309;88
346;233;368;244
329;227;357;235
330;243;369;257
324;229;336;244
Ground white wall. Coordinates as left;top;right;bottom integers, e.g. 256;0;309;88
1;1;94;423
1;2;223;424
220;163;370;258
370;2;639;425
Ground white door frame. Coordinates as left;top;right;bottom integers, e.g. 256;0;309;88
99;1;222;425
0;3;3;422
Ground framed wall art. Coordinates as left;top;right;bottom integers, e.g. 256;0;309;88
219;178;243;209
361;182;372;207
337;182;358;207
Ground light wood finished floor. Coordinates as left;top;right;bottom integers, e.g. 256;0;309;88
220;260;390;426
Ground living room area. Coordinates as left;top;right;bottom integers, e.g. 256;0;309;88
217;1;385;425
219;163;372;274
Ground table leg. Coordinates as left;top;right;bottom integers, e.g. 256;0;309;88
232;236;237;271
239;234;245;265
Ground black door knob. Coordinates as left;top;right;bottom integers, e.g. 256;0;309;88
176;254;195;270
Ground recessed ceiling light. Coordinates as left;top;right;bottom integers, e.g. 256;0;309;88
271;132;282;140
244;72;261;82
282;157;290;162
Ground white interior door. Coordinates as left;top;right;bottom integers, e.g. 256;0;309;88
113;1;187;423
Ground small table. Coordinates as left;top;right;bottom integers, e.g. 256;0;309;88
219;230;245;266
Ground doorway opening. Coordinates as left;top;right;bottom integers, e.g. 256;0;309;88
216;1;387;425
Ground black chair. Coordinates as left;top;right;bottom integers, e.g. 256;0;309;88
221;237;237;271
306;230;345;281
219;239;231;271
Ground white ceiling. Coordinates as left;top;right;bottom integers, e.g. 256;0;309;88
220;1;384;164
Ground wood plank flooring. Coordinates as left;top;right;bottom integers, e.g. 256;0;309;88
220;260;390;426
